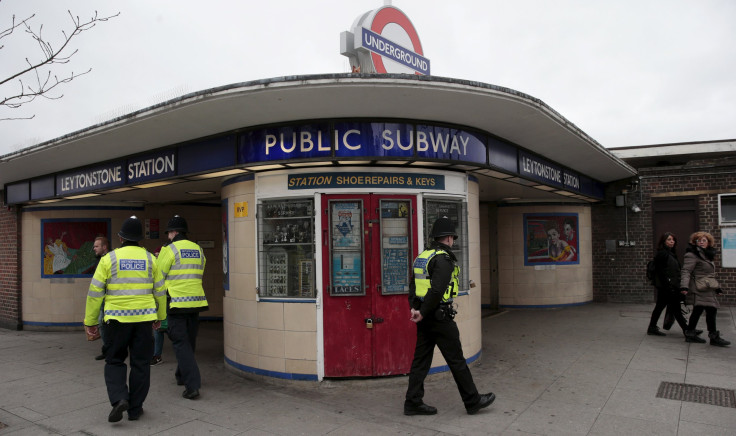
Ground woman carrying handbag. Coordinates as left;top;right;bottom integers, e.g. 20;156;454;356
680;231;730;347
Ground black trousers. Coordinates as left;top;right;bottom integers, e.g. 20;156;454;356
649;287;688;331
168;312;201;390
687;306;717;332
104;320;153;415
405;317;480;409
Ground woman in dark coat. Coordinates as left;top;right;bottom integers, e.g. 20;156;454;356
647;232;691;336
680;231;730;346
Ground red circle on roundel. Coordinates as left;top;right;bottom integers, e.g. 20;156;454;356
370;7;424;75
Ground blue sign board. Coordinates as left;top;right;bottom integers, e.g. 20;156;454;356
239;124;332;164
31;176;55;200
415;124;486;164
488;137;518;174
179;135;236;175
360;27;430;75
6;182;29;203
518;150;563;188
56;162;125;196
127;150;176;184
288;172;445;190
563;170;580;192
334;122;415;159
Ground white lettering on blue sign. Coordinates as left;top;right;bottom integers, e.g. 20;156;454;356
520;156;562;184
59;166;122;193
120;259;146;271
265;131;330;155
128;154;174;180
416;131;468;155
360;28;430;75
564;173;580;189
381;129;414;150
180;249;201;259
336;129;361;150
337;128;469;154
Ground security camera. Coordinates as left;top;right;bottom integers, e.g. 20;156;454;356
631;204;642;213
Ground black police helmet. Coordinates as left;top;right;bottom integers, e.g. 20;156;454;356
166;215;188;233
430;216;458;239
118;215;144;241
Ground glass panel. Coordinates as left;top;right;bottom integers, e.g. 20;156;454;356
257;199;315;298
329;200;364;296
380;200;411;294
721;194;736;223
424;199;468;293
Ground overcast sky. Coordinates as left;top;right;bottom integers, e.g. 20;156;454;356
1;0;735;157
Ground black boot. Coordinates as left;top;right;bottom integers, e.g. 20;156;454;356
708;331;731;347
685;330;706;343
647;326;666;336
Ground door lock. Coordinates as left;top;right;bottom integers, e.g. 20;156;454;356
365;317;384;328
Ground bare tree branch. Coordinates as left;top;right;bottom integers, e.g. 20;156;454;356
0;3;119;118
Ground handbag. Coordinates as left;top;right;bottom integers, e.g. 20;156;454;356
694;276;719;292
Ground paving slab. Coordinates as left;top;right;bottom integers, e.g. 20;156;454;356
0;303;734;435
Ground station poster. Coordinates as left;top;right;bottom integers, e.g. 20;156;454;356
41;218;111;278
524;213;579;266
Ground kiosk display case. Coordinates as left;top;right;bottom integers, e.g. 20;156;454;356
258;199;315;298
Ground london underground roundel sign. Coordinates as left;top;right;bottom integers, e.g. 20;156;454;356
340;5;430;75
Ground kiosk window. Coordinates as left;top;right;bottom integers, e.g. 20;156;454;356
423;199;468;293
257;199;315;298
719;194;736;225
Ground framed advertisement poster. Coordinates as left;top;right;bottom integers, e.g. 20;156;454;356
330;200;364;296
524;213;579;266
41;218;111;277
721;227;736;268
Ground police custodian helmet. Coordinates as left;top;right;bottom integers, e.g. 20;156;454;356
430;216;458;239
118;215;144;241
166;215;188;233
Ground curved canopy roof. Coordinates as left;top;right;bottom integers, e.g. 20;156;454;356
1;74;635;204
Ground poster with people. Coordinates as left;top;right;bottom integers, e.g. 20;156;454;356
41;219;111;277
524;213;579;265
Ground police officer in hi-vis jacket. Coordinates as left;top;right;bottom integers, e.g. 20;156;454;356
85;216;167;423
404;216;495;416
157;215;209;400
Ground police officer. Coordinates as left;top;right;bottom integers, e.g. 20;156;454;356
157;215;208;399
404;216;495;415
84;216;166;422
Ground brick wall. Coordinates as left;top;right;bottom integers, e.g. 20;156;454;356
0;192;22;330
593;157;736;306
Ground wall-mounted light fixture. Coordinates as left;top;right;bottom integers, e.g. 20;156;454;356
631;204;642;213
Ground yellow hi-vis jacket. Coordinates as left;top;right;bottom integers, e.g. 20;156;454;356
412;248;459;302
157;239;208;309
85;246;167;325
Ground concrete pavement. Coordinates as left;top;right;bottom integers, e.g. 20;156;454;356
1;303;735;435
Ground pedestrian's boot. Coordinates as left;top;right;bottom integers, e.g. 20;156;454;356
685;330;706;343
404;402;438;416
708;331;731;347
647;326;666;336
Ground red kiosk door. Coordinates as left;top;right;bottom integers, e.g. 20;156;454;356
322;194;418;377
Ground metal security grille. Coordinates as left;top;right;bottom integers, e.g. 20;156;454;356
657;382;736;408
